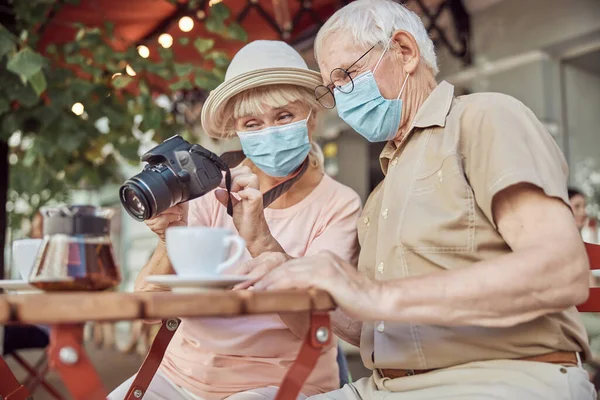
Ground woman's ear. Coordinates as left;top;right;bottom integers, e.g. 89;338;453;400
391;30;420;75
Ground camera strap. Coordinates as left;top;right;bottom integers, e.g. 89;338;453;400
219;150;310;215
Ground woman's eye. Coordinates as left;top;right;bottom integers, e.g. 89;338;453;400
277;113;293;122
244;121;260;129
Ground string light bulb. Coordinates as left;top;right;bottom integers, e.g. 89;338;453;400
178;16;194;32
112;72;122;79
158;33;174;48
137;45;150;58
71;103;84;116
209;0;223;5
125;65;136;76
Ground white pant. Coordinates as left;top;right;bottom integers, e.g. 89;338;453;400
309;360;596;400
108;370;307;400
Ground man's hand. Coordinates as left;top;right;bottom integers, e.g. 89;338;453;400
233;252;293;289
253;251;383;321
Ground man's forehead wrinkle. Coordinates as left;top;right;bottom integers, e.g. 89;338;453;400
321;33;366;70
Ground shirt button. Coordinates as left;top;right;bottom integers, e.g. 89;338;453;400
363;216;370;226
381;209;388;219
377;262;384;273
377;322;385;332
390;158;398;166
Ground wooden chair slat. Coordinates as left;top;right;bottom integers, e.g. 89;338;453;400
578;288;600;312
585;242;600;270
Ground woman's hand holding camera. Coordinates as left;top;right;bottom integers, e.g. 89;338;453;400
145;203;188;242
215;165;282;257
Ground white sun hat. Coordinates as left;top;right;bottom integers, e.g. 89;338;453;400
200;40;323;138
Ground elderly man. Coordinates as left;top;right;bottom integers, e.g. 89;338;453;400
250;0;595;398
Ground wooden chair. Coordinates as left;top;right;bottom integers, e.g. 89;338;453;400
2;325;65;399
577;242;600;313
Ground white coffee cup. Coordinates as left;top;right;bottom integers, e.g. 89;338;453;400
165;227;246;277
12;239;44;280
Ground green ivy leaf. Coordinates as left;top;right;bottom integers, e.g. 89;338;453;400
212;67;226;80
28;71;47;96
226;23;248;42
178;37;190;46
205;51;230;68
12;84;40;107
2;114;18;137
210;3;231;21
7;48;45;79
117;140;140;161
22;150;36;167
194;38;214;54
45;44;57;55
0;97;9;116
140;109;162;132
205;18;226;35
174;63;194;77
194;70;222;90
112;75;133;89
169;80;193;91
0;29;15;57
104;21;115;37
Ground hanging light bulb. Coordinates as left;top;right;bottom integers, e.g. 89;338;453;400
112;72;122;79
137;45;150;58
71;102;84;116
125;65;137;76
209;0;223;5
158;33;174;48
178;16;194;32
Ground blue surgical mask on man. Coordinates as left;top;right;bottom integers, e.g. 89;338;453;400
237;111;312;177
334;41;410;142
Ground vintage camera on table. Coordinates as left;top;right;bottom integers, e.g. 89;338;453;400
119;135;228;221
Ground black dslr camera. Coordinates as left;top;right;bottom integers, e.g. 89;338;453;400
119;135;229;221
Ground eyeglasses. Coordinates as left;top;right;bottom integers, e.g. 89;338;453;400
314;45;376;109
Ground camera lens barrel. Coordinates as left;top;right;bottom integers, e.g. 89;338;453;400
119;166;183;221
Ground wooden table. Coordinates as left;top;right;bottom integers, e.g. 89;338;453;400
0;289;335;400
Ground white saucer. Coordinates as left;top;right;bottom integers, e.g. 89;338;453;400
0;279;43;293
145;275;250;293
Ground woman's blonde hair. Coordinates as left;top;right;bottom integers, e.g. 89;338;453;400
223;84;324;171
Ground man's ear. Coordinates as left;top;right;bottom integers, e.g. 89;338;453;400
391;30;420;74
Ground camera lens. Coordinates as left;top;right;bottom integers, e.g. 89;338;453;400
119;166;184;221
122;186;148;220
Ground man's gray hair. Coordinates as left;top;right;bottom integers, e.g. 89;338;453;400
315;0;439;75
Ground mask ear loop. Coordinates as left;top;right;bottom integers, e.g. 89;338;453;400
396;72;410;100
373;40;391;73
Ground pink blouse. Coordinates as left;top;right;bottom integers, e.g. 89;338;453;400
159;174;361;399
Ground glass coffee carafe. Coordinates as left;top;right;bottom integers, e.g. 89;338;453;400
29;205;122;291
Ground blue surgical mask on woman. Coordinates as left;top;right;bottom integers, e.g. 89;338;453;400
334;41;410;142
236;111;312;178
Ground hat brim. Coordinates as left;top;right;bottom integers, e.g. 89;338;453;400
201;67;323;139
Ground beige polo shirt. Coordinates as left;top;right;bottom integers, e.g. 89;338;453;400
358;81;590;370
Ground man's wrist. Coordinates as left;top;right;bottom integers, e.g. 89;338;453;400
370;279;392;321
247;233;279;258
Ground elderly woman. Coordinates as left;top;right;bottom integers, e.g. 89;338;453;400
109;40;361;400
253;1;595;399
